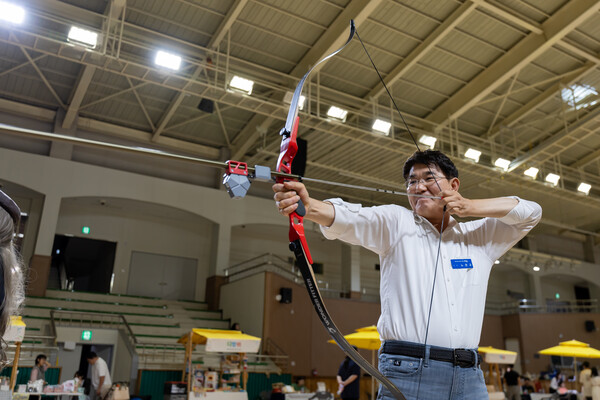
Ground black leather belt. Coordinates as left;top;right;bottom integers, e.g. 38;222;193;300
382;341;481;368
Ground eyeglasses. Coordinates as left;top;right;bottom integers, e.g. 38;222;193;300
406;175;447;190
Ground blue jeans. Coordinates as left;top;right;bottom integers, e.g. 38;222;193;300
377;346;488;400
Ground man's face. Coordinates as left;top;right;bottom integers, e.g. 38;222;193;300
406;163;458;219
87;358;96;365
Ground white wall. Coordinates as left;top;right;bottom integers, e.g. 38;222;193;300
487;266;532;303
56;199;211;299
536;234;586;261
57;342;83;381
541;276;578;302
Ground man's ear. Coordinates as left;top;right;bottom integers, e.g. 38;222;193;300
450;177;460;191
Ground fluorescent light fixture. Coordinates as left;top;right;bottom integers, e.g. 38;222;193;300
418;135;437;148
578;182;591;195
494;158;511;171
229;75;254;95
67;26;98;48
545;173;560;186
464;148;481;162
327;106;348;122
532;266;540;272
372;119;391;135
0;2;24;24
283;91;305;110
155;51;181;71
524;167;539;179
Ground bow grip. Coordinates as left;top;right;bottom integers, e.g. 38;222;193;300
277;116;306;214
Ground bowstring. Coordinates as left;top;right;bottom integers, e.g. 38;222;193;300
354;28;448;400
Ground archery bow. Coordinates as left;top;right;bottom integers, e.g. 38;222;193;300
276;20;408;400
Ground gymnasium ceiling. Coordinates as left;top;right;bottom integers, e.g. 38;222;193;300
1;0;600;243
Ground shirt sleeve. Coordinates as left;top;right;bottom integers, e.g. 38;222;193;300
481;196;542;262
350;362;360;376
98;360;108;377
30;369;38;381
319;198;408;255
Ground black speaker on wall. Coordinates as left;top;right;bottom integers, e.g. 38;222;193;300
585;320;596;332
279;287;292;304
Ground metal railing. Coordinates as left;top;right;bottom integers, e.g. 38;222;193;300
485;298;598;315
136;342;288;373
226;253;299;281
263;338;290;372
5;335;59;365
50;309;138;346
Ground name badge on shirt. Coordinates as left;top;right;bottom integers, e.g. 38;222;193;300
451;258;473;269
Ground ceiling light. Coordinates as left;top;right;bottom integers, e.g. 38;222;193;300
494;260;500;265
283;91;305;110
545;173;560;186
372;119;391;135
229;75;254;95
0;2;24;24
578;182;591;195
155;51;181;71
523;167;539;179
67;26;98;49
327;106;348;122
418;135;437;148
532;266;540;272
494;158;511;171
464;148;481;162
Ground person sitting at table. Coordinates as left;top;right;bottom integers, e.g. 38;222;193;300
30;354;50;382
292;378;307;393
521;377;535;400
550;370;565;394
75;371;92;397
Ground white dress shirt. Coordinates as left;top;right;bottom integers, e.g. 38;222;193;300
320;197;541;349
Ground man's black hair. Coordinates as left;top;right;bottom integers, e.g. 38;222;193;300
86;351;97;360
403;150;459;181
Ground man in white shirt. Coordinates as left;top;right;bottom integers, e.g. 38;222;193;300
273;150;541;400
86;352;112;400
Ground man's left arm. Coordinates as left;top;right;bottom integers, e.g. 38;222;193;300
440;191;519;219
440;190;542;260
97;376;105;395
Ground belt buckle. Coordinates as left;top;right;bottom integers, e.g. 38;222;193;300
453;349;472;368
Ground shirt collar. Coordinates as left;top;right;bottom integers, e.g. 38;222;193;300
413;212;458;234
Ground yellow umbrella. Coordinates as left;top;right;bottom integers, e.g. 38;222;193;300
538;339;600;388
538;340;600;358
329;325;381;350
478;346;518;391
328;325;381;400
478;346;518;356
